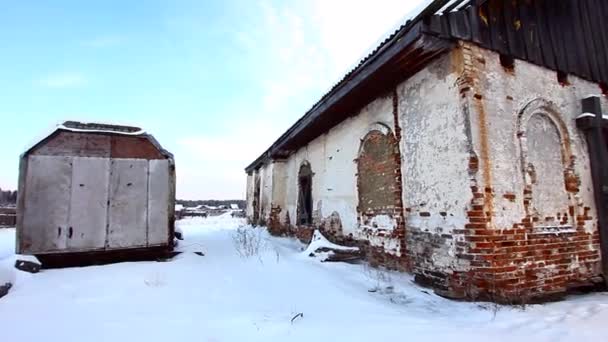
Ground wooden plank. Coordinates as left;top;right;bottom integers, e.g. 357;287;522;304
21;156;72;253
518;0;543;66
502;0;527;60
107;159;148;249
568;0;592;79
471;2;491;46
556;0;578;75
487;0;509;55
586;0;608;83
440;14;451;38
578;0;602;81
147;159;170;246
543;0;569;73
533;0;556;71
425;15;443;35
448;10;471;40
598;0;608;83
67;157;110;251
468;5;483;44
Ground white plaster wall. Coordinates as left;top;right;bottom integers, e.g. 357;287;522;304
398;51;472;233
252;51;468;254
259;162;273;222
475;46;608;233
282;95;395;235
245;173;254;219
271;160;287;211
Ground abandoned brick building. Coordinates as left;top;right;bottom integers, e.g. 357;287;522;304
245;0;608;302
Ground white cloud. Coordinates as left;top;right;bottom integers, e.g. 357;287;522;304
241;0;427;116
174;0;429;200
36;72;87;88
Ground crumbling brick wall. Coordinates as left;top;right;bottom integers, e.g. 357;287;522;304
395;42;604;303
247;42;605;303
356;112;407;270
397;50;474;294
438;41;605;303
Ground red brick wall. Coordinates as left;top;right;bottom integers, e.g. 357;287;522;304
31;131;165;160
262;43;604;303
420;42;605;303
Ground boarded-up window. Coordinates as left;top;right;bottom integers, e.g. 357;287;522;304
357;130;399;216
524;114;570;225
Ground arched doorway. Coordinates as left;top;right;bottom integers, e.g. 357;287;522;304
252;173;261;224
297;162;313;226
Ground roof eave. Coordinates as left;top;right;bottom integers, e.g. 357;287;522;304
245;21;455;173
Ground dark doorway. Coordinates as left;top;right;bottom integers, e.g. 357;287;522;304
297;162;313;226
252;174;261;224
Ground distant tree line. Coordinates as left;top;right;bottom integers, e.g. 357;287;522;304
177;199;245;209
0;190;245;209
0;188;17;205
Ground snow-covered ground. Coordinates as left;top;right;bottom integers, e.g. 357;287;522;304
1;214;607;341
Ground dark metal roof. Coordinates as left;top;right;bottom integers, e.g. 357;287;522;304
245;0;608;173
62;121;142;133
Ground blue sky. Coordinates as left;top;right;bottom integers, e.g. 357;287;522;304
0;0;426;199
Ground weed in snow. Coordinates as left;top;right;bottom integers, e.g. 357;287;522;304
232;226;266;258
231;226;280;264
363;263;393;292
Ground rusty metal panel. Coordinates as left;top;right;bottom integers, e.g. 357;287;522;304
111;136;164;159
147;159;170;246
21;155;72;253
67;157;110;251
31;131;111;157
107;159;148;249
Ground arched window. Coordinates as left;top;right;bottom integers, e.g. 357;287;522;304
518;99;573;226
297;162;313;226
357;125;400;227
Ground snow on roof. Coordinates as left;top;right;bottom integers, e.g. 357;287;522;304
60;121;145;135
230;204;239;209
175;204;184;211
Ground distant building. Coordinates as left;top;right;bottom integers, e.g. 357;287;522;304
245;0;608;302
17;121;176;263
0;207;16;227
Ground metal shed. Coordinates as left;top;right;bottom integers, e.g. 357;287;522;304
16;121;175;262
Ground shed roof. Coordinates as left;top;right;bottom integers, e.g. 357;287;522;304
23;120;173;159
245;0;608;173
